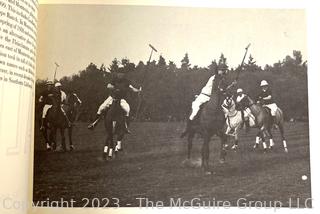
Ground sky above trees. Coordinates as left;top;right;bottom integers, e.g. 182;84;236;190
36;5;306;79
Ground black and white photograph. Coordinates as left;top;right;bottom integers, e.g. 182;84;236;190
33;4;311;209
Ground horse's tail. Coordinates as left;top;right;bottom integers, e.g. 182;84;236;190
276;107;284;125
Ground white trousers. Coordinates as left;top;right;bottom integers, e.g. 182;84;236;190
42;104;52;118
264;103;278;116
189;93;210;120
97;96;130;116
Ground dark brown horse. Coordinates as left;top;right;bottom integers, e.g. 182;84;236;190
238;95;287;152
44;95;69;151
41;93;81;151
181;78;228;172
102;98;126;161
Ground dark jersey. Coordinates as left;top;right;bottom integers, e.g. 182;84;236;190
39;88;61;105
213;75;229;94
257;88;274;105
110;77;131;99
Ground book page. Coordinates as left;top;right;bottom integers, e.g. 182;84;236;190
30;0;320;214
0;0;37;214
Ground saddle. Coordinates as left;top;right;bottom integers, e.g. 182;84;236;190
263;106;272;116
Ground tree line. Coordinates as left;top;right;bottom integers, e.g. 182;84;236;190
35;50;308;122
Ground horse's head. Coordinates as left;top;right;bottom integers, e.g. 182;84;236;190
224;93;234;108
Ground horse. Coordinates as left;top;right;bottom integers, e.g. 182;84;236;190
181;78;229;173
61;92;82;151
102;98;126;161
44;95;70;151
238;95;288;153
221;95;244;150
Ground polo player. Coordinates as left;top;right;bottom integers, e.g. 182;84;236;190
88;66;141;133
235;88;251;130
183;67;236;133
257;80;278;124
55;82;72;127
39;81;71;131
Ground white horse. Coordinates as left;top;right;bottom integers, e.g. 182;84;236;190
221;95;255;150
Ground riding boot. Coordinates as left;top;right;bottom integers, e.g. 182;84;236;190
124;116;131;134
40;118;45;131
88;114;101;130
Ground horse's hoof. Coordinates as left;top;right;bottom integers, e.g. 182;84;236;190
70;145;74;151
107;156;113;161
269;146;273;150
231;145;239;150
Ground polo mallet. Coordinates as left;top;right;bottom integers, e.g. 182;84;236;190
135;44;158;119
53;62;60;81
148;44;158;63
235;43;251;81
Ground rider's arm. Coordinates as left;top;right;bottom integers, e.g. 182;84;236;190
39;95;44;103
74;93;82;104
129;85;142;93
262;95;272;100
61;91;67;104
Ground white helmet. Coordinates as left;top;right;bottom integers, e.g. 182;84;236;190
237;88;243;93
260;80;269;87
55;82;62;87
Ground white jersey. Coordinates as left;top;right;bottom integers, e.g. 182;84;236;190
200;75;215;96
236;94;246;103
60;90;67;103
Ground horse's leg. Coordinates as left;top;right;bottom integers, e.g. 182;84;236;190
103;132;111;161
60;128;66;152
51;127;57;151
278;123;288;153
42;127;51;150
201;134;210;171
187;131;195;159
107;122;117;159
254;131;261;149
233;131;239;150
268;127;274;149
115;130;125;152
68;127;74;151
108;132;114;159
260;128;268;152
219;132;227;163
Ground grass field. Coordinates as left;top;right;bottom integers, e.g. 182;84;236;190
33;121;311;208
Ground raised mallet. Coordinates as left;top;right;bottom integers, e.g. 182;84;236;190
148;44;158;63
53;62;60;81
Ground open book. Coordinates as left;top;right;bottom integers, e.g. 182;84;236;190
1;1;319;214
